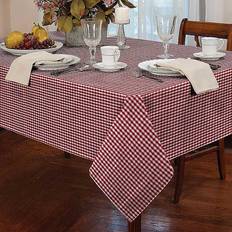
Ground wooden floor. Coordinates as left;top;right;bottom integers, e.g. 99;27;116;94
0;130;232;232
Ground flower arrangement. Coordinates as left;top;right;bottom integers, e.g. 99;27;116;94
34;0;135;32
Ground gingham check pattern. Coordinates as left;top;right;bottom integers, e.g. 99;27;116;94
1;38;232;222
90;95;173;221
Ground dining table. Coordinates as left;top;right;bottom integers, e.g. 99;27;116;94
0;37;232;232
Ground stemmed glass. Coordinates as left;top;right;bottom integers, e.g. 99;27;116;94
81;18;103;66
155;15;177;59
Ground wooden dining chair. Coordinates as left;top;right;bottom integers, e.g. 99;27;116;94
173;18;231;203
178;18;232;50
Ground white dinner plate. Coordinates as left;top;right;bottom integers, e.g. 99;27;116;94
34;55;81;71
138;59;183;77
93;62;127;72
0;41;63;56
193;52;226;61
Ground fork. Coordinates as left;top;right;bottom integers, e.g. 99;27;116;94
135;69;164;83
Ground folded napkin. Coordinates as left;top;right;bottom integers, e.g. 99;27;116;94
156;58;219;94
5;51;68;86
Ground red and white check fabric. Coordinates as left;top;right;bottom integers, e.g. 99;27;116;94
90;95;173;221
0;38;232;222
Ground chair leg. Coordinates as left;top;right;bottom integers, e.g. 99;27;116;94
64;152;71;159
128;215;141;232
173;155;185;204
217;138;226;180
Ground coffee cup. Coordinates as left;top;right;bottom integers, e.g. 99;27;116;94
201;37;224;56
101;46;120;67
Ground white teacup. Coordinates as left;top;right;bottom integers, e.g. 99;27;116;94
201;37;224;56
101;46;120;67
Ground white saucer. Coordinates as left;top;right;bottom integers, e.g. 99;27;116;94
93;62;127;72
138;59;183;77
193;52;226;61
34;55;80;71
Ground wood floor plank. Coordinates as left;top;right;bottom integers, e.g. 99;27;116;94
0;131;231;232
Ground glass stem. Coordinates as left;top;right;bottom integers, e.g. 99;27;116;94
89;46;96;65
163;42;169;58
117;24;126;49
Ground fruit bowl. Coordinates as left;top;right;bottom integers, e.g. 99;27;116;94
2;24;64;56
0;41;63;56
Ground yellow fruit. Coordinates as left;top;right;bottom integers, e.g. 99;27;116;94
5;31;24;49
34;27;48;43
32;23;40;36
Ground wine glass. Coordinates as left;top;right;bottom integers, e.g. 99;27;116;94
155;15;177;59
81;18;103;66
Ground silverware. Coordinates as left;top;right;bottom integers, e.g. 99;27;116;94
50;64;90;76
135;69;164;83
208;63;221;70
191;57;221;70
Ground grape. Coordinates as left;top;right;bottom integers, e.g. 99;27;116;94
25;42;31;49
15;33;55;50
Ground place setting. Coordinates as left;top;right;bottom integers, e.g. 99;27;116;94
137;15;184;79
51;18;128;76
137;15;222;83
135;15;222;95
77;17;128;73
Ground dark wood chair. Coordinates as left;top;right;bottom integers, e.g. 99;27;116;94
178;18;232;50
173;18;231;203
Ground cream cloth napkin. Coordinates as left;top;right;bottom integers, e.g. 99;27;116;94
35;55;73;66
5;51;68;86
156;58;219;94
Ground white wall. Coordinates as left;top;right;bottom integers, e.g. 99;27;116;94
0;0;11;37
204;0;232;23
224;0;232;23
0;0;38;37
10;0;38;32
206;0;225;22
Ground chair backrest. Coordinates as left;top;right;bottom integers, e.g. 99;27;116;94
178;18;232;51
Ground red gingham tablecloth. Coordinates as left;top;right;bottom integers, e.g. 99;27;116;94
0;38;232;222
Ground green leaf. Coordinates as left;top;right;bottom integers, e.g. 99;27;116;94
73;18;81;27
63;16;73;32
121;0;136;8
58;16;73;32
71;0;86;18
42;11;53;26
84;0;101;9
57;16;66;31
108;13;115;23
104;8;114;16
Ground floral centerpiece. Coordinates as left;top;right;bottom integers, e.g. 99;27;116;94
34;0;135;46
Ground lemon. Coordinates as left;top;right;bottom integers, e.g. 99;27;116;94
5;31;24;49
